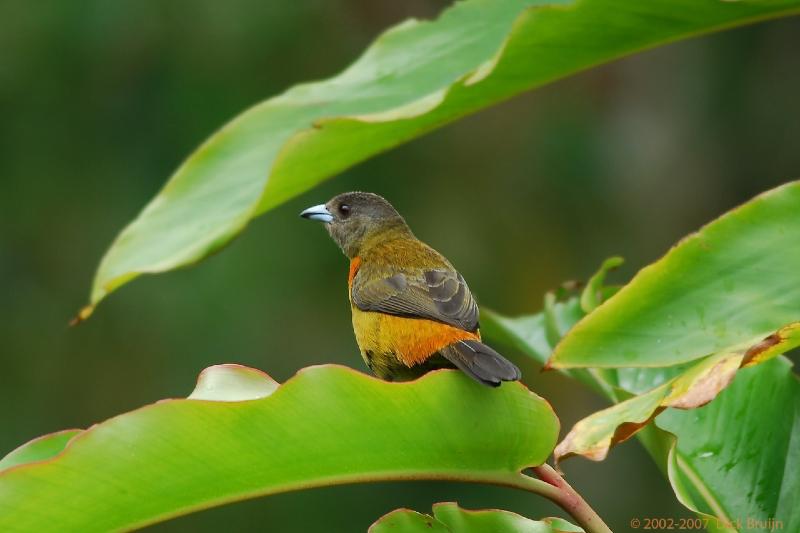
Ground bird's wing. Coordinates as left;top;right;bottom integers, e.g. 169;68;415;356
351;268;479;332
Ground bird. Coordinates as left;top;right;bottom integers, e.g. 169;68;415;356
300;191;521;387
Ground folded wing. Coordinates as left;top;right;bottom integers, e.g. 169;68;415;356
351;268;479;332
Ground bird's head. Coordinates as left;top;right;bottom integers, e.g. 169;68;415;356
300;192;410;257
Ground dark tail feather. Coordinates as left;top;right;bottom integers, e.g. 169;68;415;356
440;340;521;387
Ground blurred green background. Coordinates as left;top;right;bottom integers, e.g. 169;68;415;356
2;1;799;531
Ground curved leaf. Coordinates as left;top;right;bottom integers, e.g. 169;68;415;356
0;365;559;531
186;363;279;401
481;256;623;398
580;257;623;314
554;323;800;464
550;181;800;368
481;255;800;530
80;0;800;318
482;298;583;369
370;502;584;533
0;430;81;472
659;357;800;533
370;509;452;533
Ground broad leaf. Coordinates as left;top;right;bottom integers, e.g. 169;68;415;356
549;181;800;368
186;363;279;401
483;296;672;401
80;0;800;318
371;509;451;533
660;357;800;533
486;303;800;531
580;257;623;314
554;324;800;464
370;502;584;533
0;430;81;472
482;230;800;531
481;256;622;398
0;365;558;531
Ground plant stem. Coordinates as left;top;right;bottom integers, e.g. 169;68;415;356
502;464;612;533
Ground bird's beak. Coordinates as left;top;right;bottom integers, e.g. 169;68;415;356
300;204;333;223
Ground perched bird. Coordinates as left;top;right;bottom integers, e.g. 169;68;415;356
300;192;521;387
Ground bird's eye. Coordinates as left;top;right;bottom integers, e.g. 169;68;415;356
338;204;351;217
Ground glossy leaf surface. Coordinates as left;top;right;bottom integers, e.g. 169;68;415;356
550;182;800;368
370;502;584;533
0;365;558;531
82;0;800;317
660;357;800;532
0;430;81;472
554;324;800;464
482;219;800;532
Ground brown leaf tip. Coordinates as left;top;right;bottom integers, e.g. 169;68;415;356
742;332;781;366
68;305;94;327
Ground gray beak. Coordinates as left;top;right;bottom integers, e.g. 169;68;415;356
300;204;333;223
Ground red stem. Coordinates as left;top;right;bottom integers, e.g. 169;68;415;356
531;464;612;533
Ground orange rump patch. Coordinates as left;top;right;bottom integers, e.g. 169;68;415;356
379;314;480;367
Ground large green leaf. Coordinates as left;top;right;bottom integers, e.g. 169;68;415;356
482;236;800;531
549;181;800;368
537;183;800;528
370;502;584;532
481;256;622;399
660;357;800;533
483;296;666;401
80;0;800;318
554;324;800;464
486;302;800;531
0;364;559;531
0;430;81;472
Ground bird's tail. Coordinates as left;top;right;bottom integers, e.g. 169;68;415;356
439;340;521;387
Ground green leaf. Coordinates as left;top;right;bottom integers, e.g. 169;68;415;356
483;297;672;402
370;508;451;533
481;251;800;531
580;257;623;314
554;324;800;464
481;257;622;399
80;0;800;318
0;365;559;531
659;357;800;533
186;363;279;401
0;430;81;472
482;298;583;369
369;502;584;533
485;301;800;530
549;181;800;368
483;297;615;399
